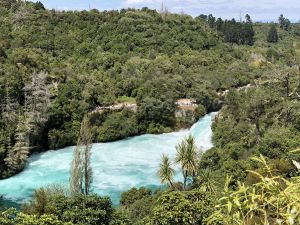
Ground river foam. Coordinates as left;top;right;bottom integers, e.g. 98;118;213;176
0;112;217;205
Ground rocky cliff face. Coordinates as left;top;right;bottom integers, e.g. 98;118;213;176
175;99;198;118
175;99;200;126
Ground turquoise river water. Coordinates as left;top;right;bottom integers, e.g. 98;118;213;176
0;112;216;205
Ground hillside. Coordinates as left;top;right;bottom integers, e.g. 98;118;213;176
0;1;274;178
0;1;300;224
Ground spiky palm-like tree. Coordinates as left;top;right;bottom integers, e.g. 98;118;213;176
196;169;218;194
175;135;198;190
158;154;175;188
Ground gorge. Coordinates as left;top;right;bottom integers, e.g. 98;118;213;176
0;113;217;206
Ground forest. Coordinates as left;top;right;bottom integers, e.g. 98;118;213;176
0;0;300;224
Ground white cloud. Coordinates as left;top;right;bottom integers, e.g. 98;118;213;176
123;0;300;21
125;0;300;8
126;0;159;3
37;0;300;21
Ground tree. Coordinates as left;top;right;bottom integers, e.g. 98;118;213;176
120;187;152;207
208;155;300;225
244;14;255;45
23;72;51;129
215;17;223;31
137;97;175;130
23;72;52;149
12;4;33;29
34;1;45;10
193;169;217;194
245;14;251;23
244;89;268;144
120;187;153;223
278;14;291;31
1;82;18;174
70;116;93;196
70;143;82;195
159;1;168;20
264;66;300;126
222;15;255;45
267;24;279;43
207;14;216;28
1;82;18;127
0;0;17;9
80;117;93;196
158;154;175;188
151;189;215;225
97;109;138;142
4;115;31;174
0;208;70;225
175;135;199;190
21;193;115;225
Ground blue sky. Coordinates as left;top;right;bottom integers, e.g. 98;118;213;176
35;0;300;22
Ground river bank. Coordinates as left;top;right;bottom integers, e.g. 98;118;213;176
0;113;217;207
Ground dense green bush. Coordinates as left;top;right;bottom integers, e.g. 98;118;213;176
120;187;154;224
194;104;207;120
97;110;139;142
151;189;215;225
22;186;122;225
200;63;300;186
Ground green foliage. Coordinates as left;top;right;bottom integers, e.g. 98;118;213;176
120;187;152;207
175;135;199;190
33;1;45;10
0;3;299;225
151;189;215;225
4;115;30;175
23;190;114;225
97;109;139;142
201;14;255;45
158;155;175;188
116;96;136;104
0;208;71;225
2;2;293;178
201;61;300;187
137;97;175;131
120;187;154;224
194;104;207;120
109;210;132;225
267;24;279;43
279;14;291;31
70;116;93;196
208;156;300;225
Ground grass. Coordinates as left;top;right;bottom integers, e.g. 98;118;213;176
116;96;136;104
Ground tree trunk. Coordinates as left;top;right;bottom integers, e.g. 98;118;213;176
169;180;174;189
84;147;89;196
84;155;88;195
284;73;290;98
183;170;188;191
255;118;261;144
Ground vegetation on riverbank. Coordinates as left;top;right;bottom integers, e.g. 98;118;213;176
0;0;222;178
1;0;297;178
1;147;299;224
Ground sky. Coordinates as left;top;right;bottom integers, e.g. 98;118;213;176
34;0;300;22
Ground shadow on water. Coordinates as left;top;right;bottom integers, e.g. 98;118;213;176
1;196;21;211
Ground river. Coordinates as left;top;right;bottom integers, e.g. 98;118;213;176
0;112;217;206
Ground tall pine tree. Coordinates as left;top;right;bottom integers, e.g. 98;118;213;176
70;116;93;196
244;14;255;45
267;24;279;43
4;115;31;174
